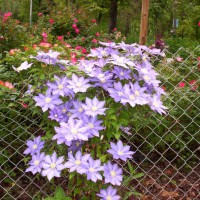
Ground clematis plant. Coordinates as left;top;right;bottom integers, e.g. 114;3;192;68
22;41;167;199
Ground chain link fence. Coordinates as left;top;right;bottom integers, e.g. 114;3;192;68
0;46;199;199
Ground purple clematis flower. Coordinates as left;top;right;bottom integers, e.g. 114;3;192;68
78;60;96;75
112;66;132;80
67;74;91;93
91;69;114;91
33;50;60;65
47;76;73;97
69;100;85;119
107;140;135;161
41;152;65;181
110;54;135;69
82;115;104;138
104;161;123;186
55;101;73;122
25;153;45;175
54;117;89;142
107;82;125;103
79;157;104;182
88;47;109;58
120;84;137;107
97;185;120;200
23;136;45;155
148;94;167;115
34;89;63;112
64;151;90;174
68;140;84;153
48;108;64;122
82;96;107;117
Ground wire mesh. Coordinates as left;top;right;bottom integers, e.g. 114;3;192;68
0;46;199;200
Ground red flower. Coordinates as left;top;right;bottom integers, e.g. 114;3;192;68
32;44;37;49
82;37;86;41
20;102;28;108
24;47;29;51
82;48;87;54
0;80;5;86
179;82;186;88
49;19;54;24
57;36;64;41
198;22;200;27
189;80;197;85
161;86;166;91
113;28;117;31
189;80;198;91
91;19;96;23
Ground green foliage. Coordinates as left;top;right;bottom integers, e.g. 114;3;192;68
43;186;72;200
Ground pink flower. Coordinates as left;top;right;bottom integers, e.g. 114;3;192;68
65;43;71;48
82;37;86;41
95;32;100;37
32;44;37;49
91;19;96;23
41;32;47;38
72;24;77;28
4;81;14;89
179;82;186;88
67;32;70;35
176;57;183;62
38;12;43;17
92;38;98;44
198;22;200;27
71;57;77;64
9;49;16;55
3;12;12;22
113;28;117;31
70;52;77;59
49;19;54;24
39;42;52;48
75;28;80;34
4;12;12;18
57;36;64;41
75;46;82;50
74;18;78;23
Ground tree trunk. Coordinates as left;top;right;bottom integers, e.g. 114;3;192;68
139;0;150;45
109;0;118;33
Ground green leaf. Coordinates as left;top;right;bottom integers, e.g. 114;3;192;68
42;186;72;200
99;154;107;162
131;172;145;179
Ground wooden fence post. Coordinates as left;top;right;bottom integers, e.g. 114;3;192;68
139;0;150;45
